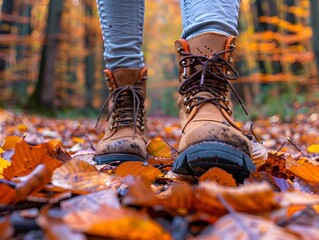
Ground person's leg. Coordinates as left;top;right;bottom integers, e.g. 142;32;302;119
96;0;145;70
94;0;148;164
180;0;239;39
172;0;255;182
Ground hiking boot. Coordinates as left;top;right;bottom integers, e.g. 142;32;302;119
172;32;255;182
94;68;148;164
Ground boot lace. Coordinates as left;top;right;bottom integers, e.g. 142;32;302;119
178;48;248;115
96;86;145;136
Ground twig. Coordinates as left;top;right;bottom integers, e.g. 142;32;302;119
275;141;286;156
78;124;96;150
217;194;259;240
158;164;173;170
250;123;261;143
276;205;312;227
287;137;305;157
162;138;178;154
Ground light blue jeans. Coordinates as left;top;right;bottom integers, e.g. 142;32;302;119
96;0;240;70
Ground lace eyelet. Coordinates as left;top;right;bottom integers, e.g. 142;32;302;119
184;97;189;104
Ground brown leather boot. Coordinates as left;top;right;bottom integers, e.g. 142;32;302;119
172;32;255;182
94;67;148;164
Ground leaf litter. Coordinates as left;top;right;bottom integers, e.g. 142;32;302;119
0;109;319;239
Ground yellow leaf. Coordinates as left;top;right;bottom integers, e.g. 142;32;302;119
16;124;28;132
72;137;85;144
0;157;11;178
307;144;319;153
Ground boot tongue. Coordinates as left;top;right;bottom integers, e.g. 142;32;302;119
112;68;144;86
187;33;228;57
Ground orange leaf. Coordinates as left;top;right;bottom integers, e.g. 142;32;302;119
122;176;195;210
52;159;112;193
115;161;162;182
196;213;300;240
147;137;172;158
1;136;22;150
0;184;15;205
63;204;171;239
199;167;236;187
287;159;319;184
13;164;53;203
0;216;14;240
3;141;62;179
196;182;279;215
37;205;86;240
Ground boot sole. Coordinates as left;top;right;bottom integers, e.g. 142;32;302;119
93;153;145;165
172;141;256;183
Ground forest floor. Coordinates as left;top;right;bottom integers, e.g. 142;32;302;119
0;108;319;239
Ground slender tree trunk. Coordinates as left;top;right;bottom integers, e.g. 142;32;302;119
0;0;14;71
26;0;63;113
310;0;319;83
13;3;32;103
84;3;95;109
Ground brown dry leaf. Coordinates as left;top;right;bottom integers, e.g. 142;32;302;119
63;204;171;239
115;161;162;182
196;182;279;215
0;184;16;205
37;205;86;240
3;140;62;179
195;213;300;240
52;159;112;193
0;216;14;240
147;137;172;158
277;191;319;207
61;189;120;213
258;153;294;179
246;172;293;192
1;136;22;150
13;164;53;203
122;176;195;210
288;224;319;240
199;167;236;187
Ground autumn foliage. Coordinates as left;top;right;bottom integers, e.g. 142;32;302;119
0;109;319;239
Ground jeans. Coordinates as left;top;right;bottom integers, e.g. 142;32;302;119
96;0;240;70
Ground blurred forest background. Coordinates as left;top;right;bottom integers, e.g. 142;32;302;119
0;0;318;120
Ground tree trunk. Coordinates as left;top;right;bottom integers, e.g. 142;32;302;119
0;0;14;72
310;0;319;83
84;3;95;109
26;0;63;113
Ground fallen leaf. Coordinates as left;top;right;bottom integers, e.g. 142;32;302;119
0;157;10;178
52;159;112;193
37;205;86;240
0;216;14;240
147;137;172;158
288;160;319;184
307;144;319;153
196;182;279;215
195;213;300;240
63;204;171;239
61;189;121;212
121;176;196;210
1;136;22;151
116;161;162;182
13;164;53;203
3;140;62;179
0;184;15;205
199;167;236;186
